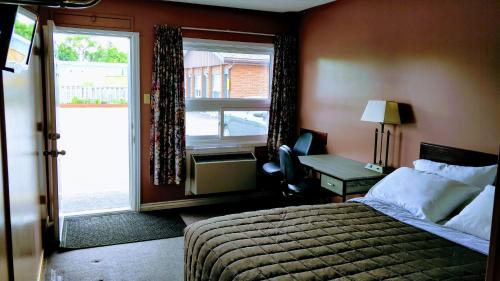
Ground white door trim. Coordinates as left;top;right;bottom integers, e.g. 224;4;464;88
129;32;141;211
53;26;141;212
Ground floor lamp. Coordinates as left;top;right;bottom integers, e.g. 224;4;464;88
361;100;401;173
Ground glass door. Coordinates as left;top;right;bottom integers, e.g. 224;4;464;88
43;20;63;243
44;21;140;244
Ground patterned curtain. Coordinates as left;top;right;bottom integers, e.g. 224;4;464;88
150;26;186;185
267;34;298;161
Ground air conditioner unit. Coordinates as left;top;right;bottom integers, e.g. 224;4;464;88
191;152;257;195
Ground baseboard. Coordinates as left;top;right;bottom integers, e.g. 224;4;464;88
37;249;44;281
140;190;276;212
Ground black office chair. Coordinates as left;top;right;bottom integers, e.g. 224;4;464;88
292;132;314;156
262;132;314;176
279;145;319;197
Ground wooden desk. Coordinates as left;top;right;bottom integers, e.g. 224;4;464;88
299;155;387;202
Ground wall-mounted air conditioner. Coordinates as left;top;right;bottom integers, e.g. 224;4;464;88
190;152;257;195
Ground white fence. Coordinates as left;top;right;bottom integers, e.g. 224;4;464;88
59;86;128;104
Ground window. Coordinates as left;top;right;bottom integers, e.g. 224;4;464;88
194;75;202;98
183;39;273;145
223;68;230;98
212;73;221;98
224;111;269;137
203;72;208;98
186;111;219;136
186;75;192;98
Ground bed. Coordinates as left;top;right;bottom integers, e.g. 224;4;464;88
184;143;498;281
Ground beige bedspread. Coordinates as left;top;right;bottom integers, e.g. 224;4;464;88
184;203;486;281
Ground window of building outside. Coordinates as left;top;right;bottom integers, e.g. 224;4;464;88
183;38;273;146
223;68;230;98
187;75;192;98
203;72;208;98
194;75;202;98
212;73;221;98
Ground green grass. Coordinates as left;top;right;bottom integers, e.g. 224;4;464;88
68;97;128;105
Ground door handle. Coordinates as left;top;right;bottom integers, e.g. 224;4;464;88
43;150;66;157
48;133;61;140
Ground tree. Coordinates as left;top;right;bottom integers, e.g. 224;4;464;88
86;45;128;63
14;21;35;41
68;35;97;61
56;42;79;61
55;35;128;63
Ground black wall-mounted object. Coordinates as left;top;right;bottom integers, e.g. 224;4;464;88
0;5;18;72
0;5;38;73
0;0;100;8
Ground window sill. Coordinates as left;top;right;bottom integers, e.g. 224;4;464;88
187;139;267;150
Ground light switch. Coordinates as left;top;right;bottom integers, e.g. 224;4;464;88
144;94;150;104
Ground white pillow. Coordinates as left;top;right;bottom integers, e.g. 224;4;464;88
413;159;497;187
445;185;495;240
365;167;480;222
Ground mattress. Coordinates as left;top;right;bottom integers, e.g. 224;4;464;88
184;203;486;281
352;197;490;255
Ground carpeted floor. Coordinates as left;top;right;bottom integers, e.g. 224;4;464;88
62;211;186;249
45;237;185;281
47;199;294;280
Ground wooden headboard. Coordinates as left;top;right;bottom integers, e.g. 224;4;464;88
419;142;498;167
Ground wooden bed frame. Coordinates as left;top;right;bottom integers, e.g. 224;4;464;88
419;142;497;167
419;142;499;281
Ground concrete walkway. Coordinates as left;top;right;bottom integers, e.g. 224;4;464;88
58;107;129;214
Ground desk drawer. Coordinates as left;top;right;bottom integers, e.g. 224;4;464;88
321;174;343;195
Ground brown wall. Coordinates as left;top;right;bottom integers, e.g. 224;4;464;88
46;0;293;203
2;32;44;280
299;0;500;167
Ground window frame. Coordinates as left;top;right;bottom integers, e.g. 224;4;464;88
183;38;274;147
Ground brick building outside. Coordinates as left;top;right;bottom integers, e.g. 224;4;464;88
184;51;270;99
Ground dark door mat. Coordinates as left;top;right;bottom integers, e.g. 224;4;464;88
61;211;186;249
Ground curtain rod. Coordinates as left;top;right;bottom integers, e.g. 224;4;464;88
182;27;275;37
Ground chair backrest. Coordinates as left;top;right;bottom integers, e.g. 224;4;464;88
279;145;301;183
293;132;314;156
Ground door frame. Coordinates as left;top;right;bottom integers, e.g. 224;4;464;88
46;25;141;215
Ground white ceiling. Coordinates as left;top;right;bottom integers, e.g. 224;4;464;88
164;0;336;12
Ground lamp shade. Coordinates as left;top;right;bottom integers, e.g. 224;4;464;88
361;100;401;124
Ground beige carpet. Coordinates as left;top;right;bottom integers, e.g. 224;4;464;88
46;199;289;280
45;237;184;281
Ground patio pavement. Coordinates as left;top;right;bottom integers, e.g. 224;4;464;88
58;107;130;215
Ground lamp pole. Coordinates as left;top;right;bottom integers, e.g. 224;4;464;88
379;123;384;165
385;129;391;166
373;127;378;164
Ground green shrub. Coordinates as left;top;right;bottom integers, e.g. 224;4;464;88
70;97;103;104
67;96;128;105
